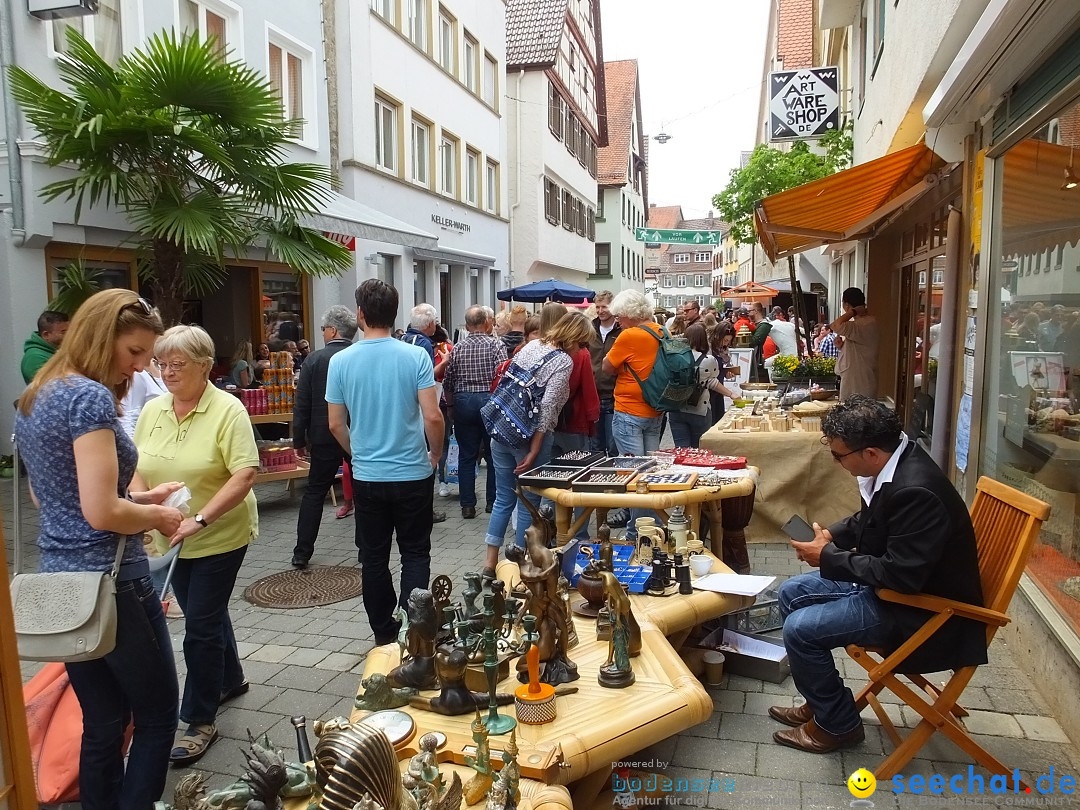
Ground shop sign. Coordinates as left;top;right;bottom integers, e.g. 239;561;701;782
768;67;839;141
323;232;356;250
431;214;471;233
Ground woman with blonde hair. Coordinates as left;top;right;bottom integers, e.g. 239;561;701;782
15;289;185;809
481;310;595;574
230;340;255;388
539;301;568;337
133;324;260;766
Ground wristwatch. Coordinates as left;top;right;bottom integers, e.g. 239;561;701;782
194;514;209;528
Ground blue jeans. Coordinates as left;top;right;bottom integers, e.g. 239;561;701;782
611;410;663;539
591;397;618;455
66;575;178;810
171;546;247;726
668;411;712;448
486;434;554;550
353;473;435;643
779;572;894;735
454;391;493;509
550;431;591;541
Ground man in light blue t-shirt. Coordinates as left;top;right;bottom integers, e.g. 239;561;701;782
327;279;444;644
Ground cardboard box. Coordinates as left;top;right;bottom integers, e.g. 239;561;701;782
699;627;790;683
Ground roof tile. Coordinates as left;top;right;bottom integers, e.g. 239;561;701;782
506;0;568;69
597;59;639;185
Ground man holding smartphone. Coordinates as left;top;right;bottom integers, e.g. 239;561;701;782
769;396;985;754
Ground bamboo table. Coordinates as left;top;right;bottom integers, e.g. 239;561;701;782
525;473;757;574
353;619;711;810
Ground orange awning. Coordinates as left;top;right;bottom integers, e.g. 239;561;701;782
754;144;945;262
721;281;779;301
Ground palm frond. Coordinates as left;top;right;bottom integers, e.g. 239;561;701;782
261;221;353;277
47;260;104;315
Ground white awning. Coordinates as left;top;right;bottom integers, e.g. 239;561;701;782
300;192;438;250
414;246;497;267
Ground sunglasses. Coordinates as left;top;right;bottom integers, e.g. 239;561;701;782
820;435;864;462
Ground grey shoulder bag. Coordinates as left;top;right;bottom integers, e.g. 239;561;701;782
10;537;125;662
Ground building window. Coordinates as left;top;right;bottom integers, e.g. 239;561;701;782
370;0;396;24
694;274;705;287
463;33;479;93
181;0;241;58
565;106;576;157
694;252;710;263
485;159;499;214
574;199;585;236
374;95;399;173
596;193;605;220
562;189;575;231
663;275;672;288
51;0;123;63
544;178;560;225
439;134;458;197
586;206;595;241
676;274;686;287
548;83;564;140
409;0;429;51
267;31;315;146
411;118;430;186
483;53;498;107
664;295;674;308
568;43;576;71
438;8;455;73
673;253;690;264
595;243;610;275
465;148;480;206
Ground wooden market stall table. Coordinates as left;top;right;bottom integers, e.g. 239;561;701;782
353;617;711;810
524;472;757;574
249;412;316;490
699;424;859;541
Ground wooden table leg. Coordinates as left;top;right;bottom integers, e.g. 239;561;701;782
719;487;755;574
570;767;613;810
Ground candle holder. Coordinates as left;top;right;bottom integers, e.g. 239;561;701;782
482;595;516;735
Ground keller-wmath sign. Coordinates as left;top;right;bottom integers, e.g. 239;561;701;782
768;67;839;141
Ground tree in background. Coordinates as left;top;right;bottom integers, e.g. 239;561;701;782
9;30;351;326
712;126;853;355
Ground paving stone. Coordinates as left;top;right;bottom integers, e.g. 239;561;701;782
266;664;338;691
986;687;1050;715
682;713;721;738
725;674;764;693
716;712;776;745
316;651;366;671
756;742;847;785
259;687;343;720
707;773;801;809
1014;714;1072;744
953;709;1024;738
245;644;297;663
671;736;756;775
743;691;792;716
714;690;745;714
215;707;283;740
281;647;331;667
219;684;283;713
628;736;676;767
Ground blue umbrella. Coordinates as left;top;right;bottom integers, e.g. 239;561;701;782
497;278;596;303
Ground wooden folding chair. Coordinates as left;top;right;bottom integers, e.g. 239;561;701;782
845;476;1051;787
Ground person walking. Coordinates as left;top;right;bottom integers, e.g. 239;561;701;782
589;290;622;455
133;325;260;766
443;306;506;519
291;305;358;568
327;280;444;644
15;290;183;809
829;287;880;400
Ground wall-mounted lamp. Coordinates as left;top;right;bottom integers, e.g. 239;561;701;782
1063;147;1078;191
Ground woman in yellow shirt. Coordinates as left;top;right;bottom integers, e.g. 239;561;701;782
133;325;259;766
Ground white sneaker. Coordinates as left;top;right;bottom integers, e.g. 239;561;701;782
438;483;451;497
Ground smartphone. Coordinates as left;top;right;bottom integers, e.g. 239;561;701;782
781;514;816;543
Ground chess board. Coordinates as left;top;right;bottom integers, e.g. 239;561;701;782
627;471;699;491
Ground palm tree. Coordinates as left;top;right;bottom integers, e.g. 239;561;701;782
8;29;351;325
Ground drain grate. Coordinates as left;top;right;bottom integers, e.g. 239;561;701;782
244;566;362;609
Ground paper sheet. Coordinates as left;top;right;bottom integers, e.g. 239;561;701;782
720;629;787;661
691;573;775;597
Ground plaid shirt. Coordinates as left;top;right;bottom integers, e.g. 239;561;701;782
819;332;840;359
443;332;507;398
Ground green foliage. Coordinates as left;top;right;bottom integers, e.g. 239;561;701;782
48;260;104;315
8;28;351;324
771;354;837;379
713;123;854;246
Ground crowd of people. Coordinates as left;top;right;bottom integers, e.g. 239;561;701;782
12;279;893;804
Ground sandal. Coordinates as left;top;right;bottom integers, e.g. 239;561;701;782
170;723;218;766
336;502;354;519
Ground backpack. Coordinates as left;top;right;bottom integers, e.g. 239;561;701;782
482;349;561;448
628;325;703;411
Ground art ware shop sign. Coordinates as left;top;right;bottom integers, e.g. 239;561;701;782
768;67;839;141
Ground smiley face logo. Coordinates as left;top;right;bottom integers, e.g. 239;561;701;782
847;768;876;798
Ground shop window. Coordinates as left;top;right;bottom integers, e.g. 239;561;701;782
979;96;1080;639
262;271;304;347
47;256;134;301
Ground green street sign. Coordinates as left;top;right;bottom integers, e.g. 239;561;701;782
635;228;721;245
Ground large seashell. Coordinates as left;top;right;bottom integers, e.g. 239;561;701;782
314;721;401;810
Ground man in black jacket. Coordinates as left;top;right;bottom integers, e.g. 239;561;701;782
291;305;358;567
588;290;621;455
770;396;985;753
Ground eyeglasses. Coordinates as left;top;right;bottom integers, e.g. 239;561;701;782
156;359;190;372
820;436;863;462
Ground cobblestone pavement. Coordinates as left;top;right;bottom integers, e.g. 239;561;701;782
4;471;1079;809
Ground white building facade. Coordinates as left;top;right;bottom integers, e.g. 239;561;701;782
505;0;605;289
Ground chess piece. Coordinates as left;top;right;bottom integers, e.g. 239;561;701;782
388;589;440;690
354;673;417;712
597;571;641;689
463;709;494;805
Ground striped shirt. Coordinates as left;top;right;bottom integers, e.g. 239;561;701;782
443;332;507;397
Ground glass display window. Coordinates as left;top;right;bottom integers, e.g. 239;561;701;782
980;97;1080;635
